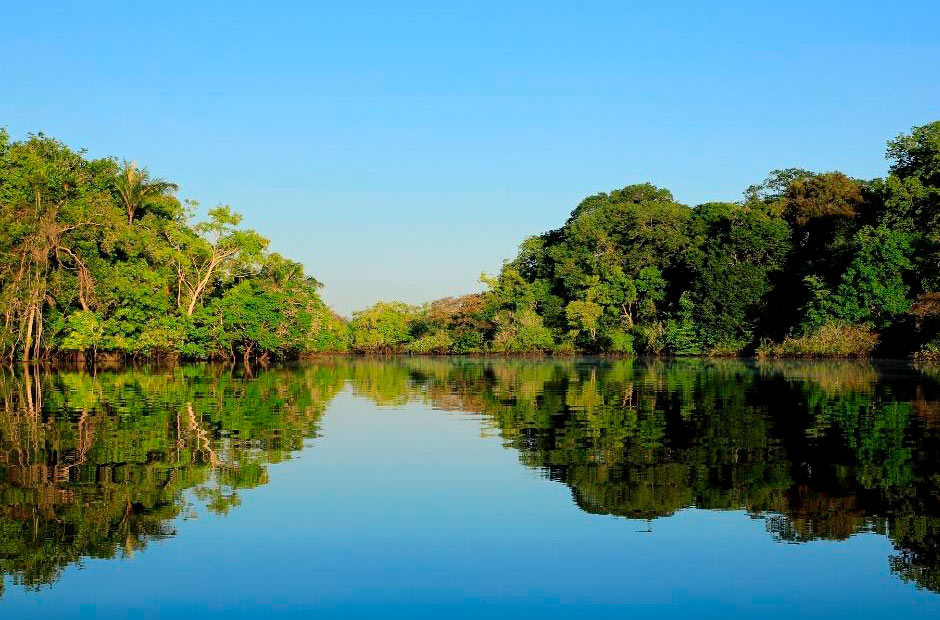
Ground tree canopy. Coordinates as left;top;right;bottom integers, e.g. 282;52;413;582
342;121;940;359
2;121;939;360
0;131;345;362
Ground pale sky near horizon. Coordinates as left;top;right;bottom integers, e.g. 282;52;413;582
3;1;939;315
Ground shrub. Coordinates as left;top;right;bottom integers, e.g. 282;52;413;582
708;341;746;357
349;301;414;353
407;331;454;354
757;322;878;358
489;309;555;353
634;322;667;354
913;336;940;361
60;312;103;354
135;316;187;357
307;309;350;353
665;293;702;355
450;329;484;354
604;328;635;354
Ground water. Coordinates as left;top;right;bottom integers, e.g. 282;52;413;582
1;357;939;618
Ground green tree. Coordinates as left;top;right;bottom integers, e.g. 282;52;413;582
665;292;702;354
0;132;118;360
0;131;341;361
686;202;791;352
566;299;602;342
823;226;914;328
871;121;940;291
350;302;414;353
59;310;103;356
113;160;179;224
167;205;268;316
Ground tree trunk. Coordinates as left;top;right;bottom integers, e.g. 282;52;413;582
186;256;222;316
23;304;35;362
33;307;43;360
622;303;634;328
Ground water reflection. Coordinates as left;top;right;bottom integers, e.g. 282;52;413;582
1;358;939;595
0;364;344;594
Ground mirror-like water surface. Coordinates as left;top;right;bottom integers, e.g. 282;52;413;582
1;358;940;618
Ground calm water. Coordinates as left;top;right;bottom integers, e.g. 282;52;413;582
1;358;940;618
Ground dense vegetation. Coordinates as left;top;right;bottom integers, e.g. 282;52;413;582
2;121;939;360
0;130;347;362
349;121;940;359
2;359;939;593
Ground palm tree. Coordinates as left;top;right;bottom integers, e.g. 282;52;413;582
114;160;179;224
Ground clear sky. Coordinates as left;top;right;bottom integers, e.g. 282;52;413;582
3;1;938;315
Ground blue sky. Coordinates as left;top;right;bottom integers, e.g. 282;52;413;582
3;1;938;315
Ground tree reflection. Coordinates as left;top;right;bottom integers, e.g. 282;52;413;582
0;363;343;593
356;357;940;592
1;358;939;594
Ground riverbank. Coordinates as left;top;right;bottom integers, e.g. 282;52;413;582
2;123;939;363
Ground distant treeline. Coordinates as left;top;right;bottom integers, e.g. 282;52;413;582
2;122;939;361
350;121;940;359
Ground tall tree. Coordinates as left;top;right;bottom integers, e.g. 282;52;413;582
685;201;791;352
113;160;179;224
0;132;117;360
166;206;268;316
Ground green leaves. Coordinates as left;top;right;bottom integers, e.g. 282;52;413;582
665;293;702;355
827;226;914;327
686;202;791;353
60;311;102;353
566;299;602;342
349;302;415;353
888;121;940;188
113;159;180;223
0;132;340;361
3;120;940;360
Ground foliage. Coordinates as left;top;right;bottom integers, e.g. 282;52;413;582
665;293;702;355
407;330;454;354
686;202;790;352
59;311;102;354
113;160;179;223
3;121;940;359
349;302;415;353
444;121;940;357
565;299;602;343
914;336;940;361
824;226;913;328
757;322;880;358
0;132;341;361
359;123;938;357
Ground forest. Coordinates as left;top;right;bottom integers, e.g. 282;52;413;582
1;121;939;361
0;129;348;362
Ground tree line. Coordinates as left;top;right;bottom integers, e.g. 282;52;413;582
350;121;940;359
2;122;939;360
0;130;347;362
